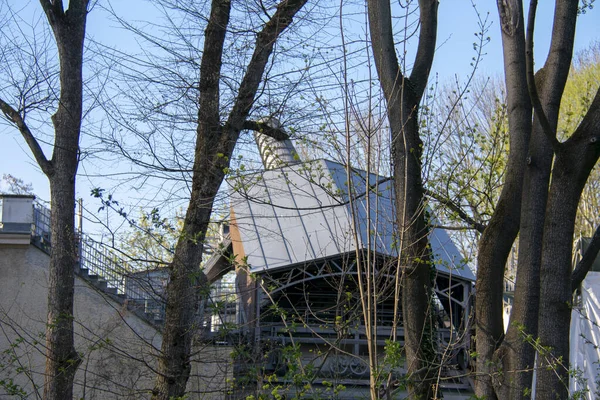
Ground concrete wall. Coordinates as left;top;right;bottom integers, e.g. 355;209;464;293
0;245;232;399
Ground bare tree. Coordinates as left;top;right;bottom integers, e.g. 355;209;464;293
0;174;35;195
367;0;438;398
474;1;600;398
0;1;90;399
144;1;309;398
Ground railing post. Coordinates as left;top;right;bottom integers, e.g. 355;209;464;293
77;198;83;234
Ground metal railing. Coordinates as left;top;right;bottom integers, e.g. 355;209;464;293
33;202;129;293
78;234;128;293
32;202;51;250
30;202;238;329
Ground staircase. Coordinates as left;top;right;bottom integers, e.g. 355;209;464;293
25;200;239;336
31;202;168;328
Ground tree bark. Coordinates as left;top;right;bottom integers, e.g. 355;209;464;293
151;1;307;398
492;2;578;398
474;2;531;398
0;2;90;399
367;0;438;398
535;87;600;399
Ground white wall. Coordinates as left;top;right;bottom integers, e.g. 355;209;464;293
0;245;232;399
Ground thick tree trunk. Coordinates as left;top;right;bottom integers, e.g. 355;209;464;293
367;1;438;398
536;88;600;399
493;112;551;400
44;175;81;400
492;125;550;400
492;2;578;397
151;1;307;398
535;164;579;399
33;3;89;399
397;101;436;400
151;132;227;398
475;2;530;398
152;2;231;397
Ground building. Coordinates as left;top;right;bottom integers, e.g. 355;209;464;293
0;194;232;399
0;129;478;399
569;237;600;399
209;129;477;398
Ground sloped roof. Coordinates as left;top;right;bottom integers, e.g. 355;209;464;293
230;159;475;281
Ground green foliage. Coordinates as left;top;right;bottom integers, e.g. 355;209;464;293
118;208;182;271
513;321;600;400
0;336;35;399
383;340;404;370
430;41;600;257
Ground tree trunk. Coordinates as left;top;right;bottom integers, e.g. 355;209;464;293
367;0;438;398
44;174;81;400
151;137;225;397
536;88;600;399
397;100;436;399
30;2;89;399
487;2;578;397
475;2;530;398
493;2;578;397
493;107;552;400
151;0;307;398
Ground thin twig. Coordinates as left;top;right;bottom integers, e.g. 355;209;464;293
424;188;486;233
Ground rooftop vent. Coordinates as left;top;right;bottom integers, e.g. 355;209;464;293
0;194;35;245
254;117;300;170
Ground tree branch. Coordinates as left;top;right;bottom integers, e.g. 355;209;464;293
367;0;404;103
197;0;230;128
572;225;600;293
566;87;600;145
227;0;308;130
424;188;487;233
243;120;289;141
38;0;58;15
0;98;54;176
409;0;438;99
525;0;562;153
64;0;89;23
38;0;63;26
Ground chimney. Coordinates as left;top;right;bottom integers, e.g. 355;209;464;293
254;117;300;169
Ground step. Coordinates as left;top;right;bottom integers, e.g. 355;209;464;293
103;286;117;295
126;299;146;311
93;280;108;291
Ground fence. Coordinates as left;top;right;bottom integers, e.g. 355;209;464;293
33;202;130;293
79;234;129;294
32;201;51;251
31;202;237;329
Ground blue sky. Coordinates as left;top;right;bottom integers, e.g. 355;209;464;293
1;0;598;209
